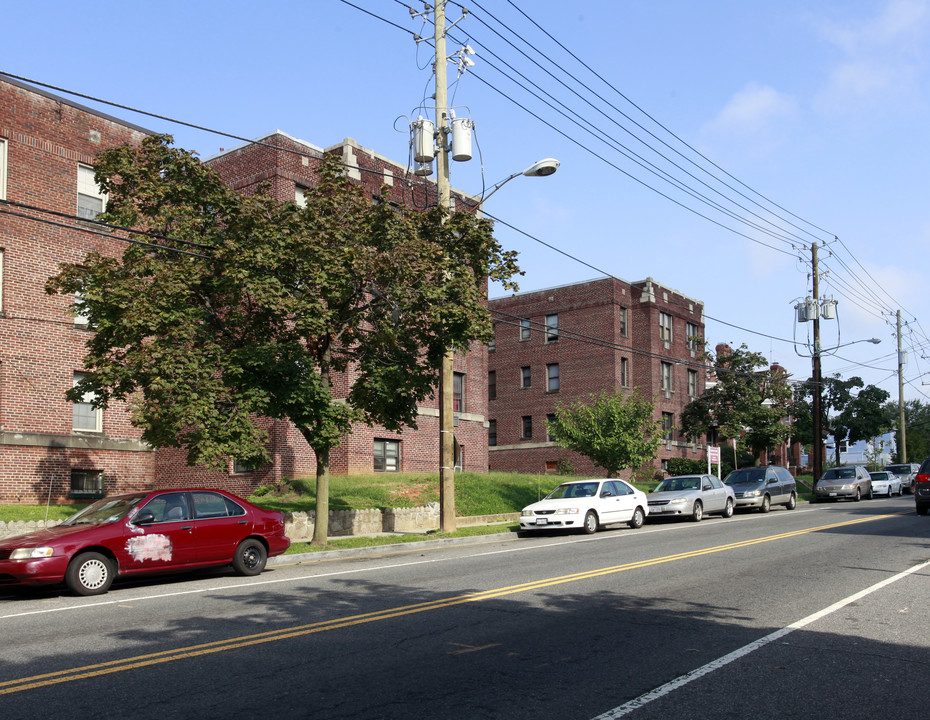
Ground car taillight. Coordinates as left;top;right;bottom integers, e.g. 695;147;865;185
915;474;930;483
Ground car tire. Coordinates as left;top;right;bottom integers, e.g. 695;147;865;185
232;539;268;576
854;488;861;502
917;504;930;516
721;498;734;518
628;506;645;529
690;501;703;522
65;552;115;596
867;486;873;500
786;492;797;510
583;510;599;534
759;495;771;513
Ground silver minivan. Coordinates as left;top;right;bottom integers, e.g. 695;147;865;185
724;465;798;512
814;465;873;502
885;463;920;495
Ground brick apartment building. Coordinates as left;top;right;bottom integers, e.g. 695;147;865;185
0;75;487;503
487;276;707;478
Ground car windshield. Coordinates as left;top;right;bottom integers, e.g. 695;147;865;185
870;473;889;480
62;495;146;526
724;468;766;485
546;482;599;499
654;477;700;492
822;468;855;479
885;465;909;475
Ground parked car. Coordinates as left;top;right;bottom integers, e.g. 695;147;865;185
647;474;735;522
0;489;290;596
723;465;797;512
519;479;649;534
885;463;920;495
814;466;873;502
869;471;903;497
915;458;930;515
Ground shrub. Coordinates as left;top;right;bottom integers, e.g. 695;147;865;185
666;458;706;476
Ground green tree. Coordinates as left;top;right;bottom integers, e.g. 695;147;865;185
680;345;792;458
792;375;891;465
885;399;930;463
47;135;519;544
546;391;664;478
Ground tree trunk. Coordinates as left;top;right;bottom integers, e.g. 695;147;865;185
311;447;330;546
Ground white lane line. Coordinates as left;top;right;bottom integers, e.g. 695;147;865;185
591;558;930;719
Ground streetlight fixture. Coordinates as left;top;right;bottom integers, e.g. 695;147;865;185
478;159;560;206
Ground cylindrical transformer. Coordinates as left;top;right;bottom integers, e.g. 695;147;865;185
450;117;473;161
413;116;435;162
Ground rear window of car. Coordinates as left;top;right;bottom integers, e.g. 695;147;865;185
919;458;930;475
886;465;910;475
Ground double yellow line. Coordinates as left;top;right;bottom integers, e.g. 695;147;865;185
0;511;903;694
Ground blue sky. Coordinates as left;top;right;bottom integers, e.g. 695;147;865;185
6;0;930;402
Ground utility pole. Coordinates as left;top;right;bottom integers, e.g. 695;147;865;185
434;0;456;532
897;309;907;462
811;242;823;486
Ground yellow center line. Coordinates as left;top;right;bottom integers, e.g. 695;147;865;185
0;510;906;694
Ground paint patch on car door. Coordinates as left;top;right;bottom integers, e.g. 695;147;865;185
126;534;172;562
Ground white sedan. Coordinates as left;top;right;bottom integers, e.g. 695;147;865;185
869;471;903;497
519;479;649;535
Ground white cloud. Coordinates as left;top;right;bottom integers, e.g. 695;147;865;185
701;83;798;155
814;0;930;112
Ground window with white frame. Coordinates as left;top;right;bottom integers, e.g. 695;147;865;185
70;469;104;498
373;439;400;472
453;372;465;412
686;322;700;351
546;363;560;392
546;414;556;442
544;313;559;343
72;372;102;432
0;137;7;201
488;325;496;353
295;185;307;208
73;290;90;326
521;366;531;388
519;318;531;341
619;307;628;337
77;165;106;220
621;357;629;387
661;361;673;393
659;312;673;343
687;369;698;398
662;412;674;443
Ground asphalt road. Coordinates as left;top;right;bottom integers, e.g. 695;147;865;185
1;495;928;719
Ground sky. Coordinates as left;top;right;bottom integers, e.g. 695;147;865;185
5;0;930;403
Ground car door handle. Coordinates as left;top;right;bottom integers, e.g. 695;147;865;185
238;520;248;525
181;525;193;530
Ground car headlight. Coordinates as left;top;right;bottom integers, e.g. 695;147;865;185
555;507;580;515
520;509;534;517
668;497;689;504
747;489;761;497
10;547;54;560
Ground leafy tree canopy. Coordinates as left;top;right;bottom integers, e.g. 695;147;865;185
47;135;520;542
546;391;664;478
679;344;792;456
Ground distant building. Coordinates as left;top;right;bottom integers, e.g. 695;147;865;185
487;276;707;479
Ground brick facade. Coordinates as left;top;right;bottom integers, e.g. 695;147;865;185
488;276;707;479
0;78;487;503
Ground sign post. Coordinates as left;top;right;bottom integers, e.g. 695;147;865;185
708;446;721;480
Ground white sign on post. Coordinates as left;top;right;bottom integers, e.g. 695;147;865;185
708;446;721;480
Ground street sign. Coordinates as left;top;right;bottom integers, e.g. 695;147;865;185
708;446;720;463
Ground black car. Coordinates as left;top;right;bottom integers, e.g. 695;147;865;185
915;458;930;515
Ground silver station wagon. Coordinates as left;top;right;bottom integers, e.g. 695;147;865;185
647;474;735;522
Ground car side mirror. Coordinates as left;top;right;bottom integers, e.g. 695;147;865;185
601;491;613;498
767;479;777;485
703;484;712;491
133;510;156;525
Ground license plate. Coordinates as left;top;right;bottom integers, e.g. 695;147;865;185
535;518;548;525
650;507;666;514
829;492;837;497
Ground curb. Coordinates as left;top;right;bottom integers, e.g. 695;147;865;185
268;528;517;566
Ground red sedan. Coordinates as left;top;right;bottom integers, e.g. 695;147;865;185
0;489;290;595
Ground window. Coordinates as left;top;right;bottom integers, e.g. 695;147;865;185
72;372;101;432
73;290;90;326
488;370;496;401
546;414;556;441
77;165;106;220
489;325;496;353
192;491;245;518
687;369;698;398
619;307;628;338
686;322;700;352
0;247;4;314
521;416;533;440
519;318;531;341
295;185;307;208
0;137;7;201
545;313;559;343
659;312;673;343
621;357;629;387
374;439;400;472
232;458;257;474
488;419;497;447
521;366;531;388
70;469;104;498
661;362;673;393
453;372;465;412
662;412;674;443
546;363;559;392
